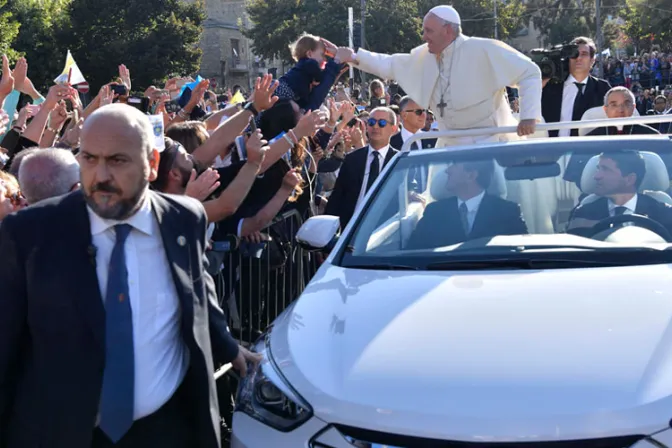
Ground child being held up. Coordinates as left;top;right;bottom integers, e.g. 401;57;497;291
275;33;343;112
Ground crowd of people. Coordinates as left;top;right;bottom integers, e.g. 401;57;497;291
0;3;671;447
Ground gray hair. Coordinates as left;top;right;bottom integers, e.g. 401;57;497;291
370;106;398;127
18;148;80;204
8;147;41;178
83;103;155;156
604;86;635;106
398;96;417;112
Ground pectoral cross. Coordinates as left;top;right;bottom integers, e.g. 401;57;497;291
437;96;448;118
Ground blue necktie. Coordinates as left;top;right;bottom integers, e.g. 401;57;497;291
99;224;135;442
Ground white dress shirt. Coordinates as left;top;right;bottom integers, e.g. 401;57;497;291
357;144;390;207
401;126;418;148
401;126;427;189
88;197;189;420
608;194;638;217
559;74;588;137
457;190;486;233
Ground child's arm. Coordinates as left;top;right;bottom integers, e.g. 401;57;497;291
305;59;344;111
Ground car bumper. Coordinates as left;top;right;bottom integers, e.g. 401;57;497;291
231;412;328;448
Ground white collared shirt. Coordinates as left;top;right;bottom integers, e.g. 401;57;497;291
559;74;588;137
88;196;188;421
357;145;390;207
457;190;486;233
608;194;638;217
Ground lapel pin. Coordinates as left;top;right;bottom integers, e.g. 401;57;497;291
177;236;187;246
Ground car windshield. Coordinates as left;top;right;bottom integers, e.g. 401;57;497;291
339;136;672;270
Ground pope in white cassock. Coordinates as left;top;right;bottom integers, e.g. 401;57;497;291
333;5;543;146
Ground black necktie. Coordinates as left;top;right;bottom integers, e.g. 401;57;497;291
570;82;585;136
614;206;628;216
459;202;469;235
366;152;380;192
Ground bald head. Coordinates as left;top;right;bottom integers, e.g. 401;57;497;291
19;148;80;204
79;104;160;220
82;103;156;158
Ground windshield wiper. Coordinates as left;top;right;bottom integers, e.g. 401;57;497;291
426;258;635;270
346;263;419;271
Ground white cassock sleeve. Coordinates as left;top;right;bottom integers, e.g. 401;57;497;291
353;49;415;83
484;40;542;122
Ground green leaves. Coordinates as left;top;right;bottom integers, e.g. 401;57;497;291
4;0;205;92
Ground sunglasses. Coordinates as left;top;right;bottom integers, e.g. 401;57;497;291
367;118;389;128
404;108;427;116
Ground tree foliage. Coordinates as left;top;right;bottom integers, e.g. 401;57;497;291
621;0;672;51
7;0;71;91
417;0;527;40
0;0;21;61
61;0;205;91
525;0;625;47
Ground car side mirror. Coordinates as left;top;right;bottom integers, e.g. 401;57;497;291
296;215;340;252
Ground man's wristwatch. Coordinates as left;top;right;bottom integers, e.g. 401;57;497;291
244;102;259;117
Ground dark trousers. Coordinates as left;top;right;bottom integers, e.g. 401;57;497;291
91;380;194;448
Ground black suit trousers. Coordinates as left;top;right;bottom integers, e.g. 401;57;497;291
91;379;195;448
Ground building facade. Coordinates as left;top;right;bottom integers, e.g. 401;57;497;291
185;0;283;91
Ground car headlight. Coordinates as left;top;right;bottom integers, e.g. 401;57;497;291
235;334;313;432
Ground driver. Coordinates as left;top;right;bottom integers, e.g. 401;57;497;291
407;160;528;249
567;150;672;236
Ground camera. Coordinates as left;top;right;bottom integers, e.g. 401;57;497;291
529;44;579;84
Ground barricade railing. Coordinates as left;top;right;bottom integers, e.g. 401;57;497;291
210;208;320;351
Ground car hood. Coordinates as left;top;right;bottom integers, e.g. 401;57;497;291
270;263;672;441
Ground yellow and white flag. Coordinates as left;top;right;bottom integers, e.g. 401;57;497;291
230;91;246;104
54;50;87;85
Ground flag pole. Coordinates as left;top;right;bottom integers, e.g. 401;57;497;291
348;7;354;90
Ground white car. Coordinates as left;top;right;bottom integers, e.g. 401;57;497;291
232;131;672;447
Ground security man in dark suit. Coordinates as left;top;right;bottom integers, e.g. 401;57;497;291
408;160;528;249
325;107;399;229
541;36;611;137
0;104;260;448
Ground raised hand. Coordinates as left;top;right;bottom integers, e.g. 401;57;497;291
187;79;209;109
245;129;268;169
0;55;15;98
185;168;221;202
100;85;115;106
282;168;303;190
295;110;328;138
119;64;132;91
13;58;27;92
44;84;77;110
251;74;279;112
49;101;70;129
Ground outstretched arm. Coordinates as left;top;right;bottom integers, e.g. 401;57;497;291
335;47;413;83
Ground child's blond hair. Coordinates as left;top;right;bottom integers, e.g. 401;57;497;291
289;33;324;62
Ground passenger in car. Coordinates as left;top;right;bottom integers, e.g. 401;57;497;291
407;160;528;249
564;87;659;188
567;150;672;236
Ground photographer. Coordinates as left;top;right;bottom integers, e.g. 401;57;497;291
541;37;611;137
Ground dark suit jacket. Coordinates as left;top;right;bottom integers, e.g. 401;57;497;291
646;110;672;134
562;124;661;186
407;194;528;249
389;132;437;151
0;190;238;448
541;76;612;137
568;194;672;237
324;146;398;230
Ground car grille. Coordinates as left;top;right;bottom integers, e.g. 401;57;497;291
310;424;646;448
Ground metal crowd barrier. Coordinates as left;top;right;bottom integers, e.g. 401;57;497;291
211;208;320;348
